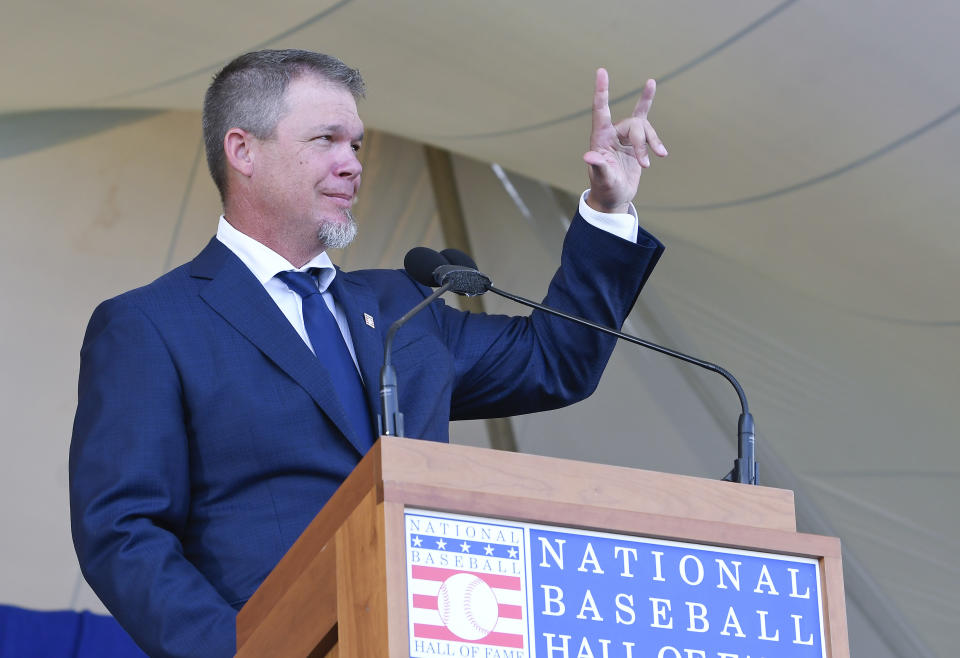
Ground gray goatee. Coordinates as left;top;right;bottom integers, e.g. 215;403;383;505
318;210;358;250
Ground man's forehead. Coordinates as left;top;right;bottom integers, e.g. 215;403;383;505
286;75;362;117
289;73;358;102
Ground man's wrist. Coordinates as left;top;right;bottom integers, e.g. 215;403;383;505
578;190;639;243
585;192;630;215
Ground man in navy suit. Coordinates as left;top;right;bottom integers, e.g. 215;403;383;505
69;50;667;657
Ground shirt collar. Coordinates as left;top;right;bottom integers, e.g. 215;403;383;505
215;216;337;292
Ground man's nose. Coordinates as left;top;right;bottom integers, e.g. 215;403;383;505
336;148;362;178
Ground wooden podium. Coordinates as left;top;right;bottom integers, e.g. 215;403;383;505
236;437;849;657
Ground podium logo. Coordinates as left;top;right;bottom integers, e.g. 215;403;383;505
406;510;825;658
406;511;529;657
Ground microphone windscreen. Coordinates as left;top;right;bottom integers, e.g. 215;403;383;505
440;248;478;270
404;247;449;287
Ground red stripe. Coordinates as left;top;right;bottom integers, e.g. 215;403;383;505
411;565;521;590
412;594;437;610
413;596;522;621
413;623;524;649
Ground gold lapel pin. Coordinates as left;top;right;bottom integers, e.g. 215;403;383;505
363;313;375;328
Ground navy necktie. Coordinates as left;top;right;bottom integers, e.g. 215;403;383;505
276;270;374;447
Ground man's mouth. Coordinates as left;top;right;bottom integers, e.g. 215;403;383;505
323;192;354;207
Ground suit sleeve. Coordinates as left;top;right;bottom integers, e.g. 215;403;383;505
69;297;237;658
443;213;664;419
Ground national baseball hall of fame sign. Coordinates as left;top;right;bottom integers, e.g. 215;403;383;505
404;509;826;658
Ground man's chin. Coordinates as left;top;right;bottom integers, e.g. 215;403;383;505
317;212;358;250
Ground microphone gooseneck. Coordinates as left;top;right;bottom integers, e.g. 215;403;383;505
379;248;456;436
486;284;757;485
405;246;758;485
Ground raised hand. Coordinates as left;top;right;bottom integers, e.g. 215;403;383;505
583;68;667;214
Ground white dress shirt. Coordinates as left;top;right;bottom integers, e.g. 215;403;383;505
215;217;361;371
215;191;638;369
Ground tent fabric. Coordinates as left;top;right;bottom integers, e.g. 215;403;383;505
2;3;958;657
0;105;951;658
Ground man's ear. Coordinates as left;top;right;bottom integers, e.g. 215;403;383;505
223;128;255;178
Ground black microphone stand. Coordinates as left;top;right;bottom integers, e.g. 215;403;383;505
378;280;454;437
488;285;758;485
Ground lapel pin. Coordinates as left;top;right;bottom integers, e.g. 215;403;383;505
363;313;375;328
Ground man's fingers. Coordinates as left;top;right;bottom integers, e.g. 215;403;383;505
583;150;613;185
583;150;605;167
633;79;656;119
617;119;651;167
644;119;668;157
592;68;613;136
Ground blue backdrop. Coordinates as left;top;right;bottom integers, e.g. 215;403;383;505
0;605;146;657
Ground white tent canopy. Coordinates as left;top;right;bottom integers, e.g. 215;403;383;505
1;2;957;656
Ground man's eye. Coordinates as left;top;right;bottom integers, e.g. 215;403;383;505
352;143;361;152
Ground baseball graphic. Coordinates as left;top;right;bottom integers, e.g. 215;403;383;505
436;572;500;640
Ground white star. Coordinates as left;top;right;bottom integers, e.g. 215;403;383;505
412;536;423;547
436;538;447;550
508;547;518;558
484;544;495;556
460;541;471;553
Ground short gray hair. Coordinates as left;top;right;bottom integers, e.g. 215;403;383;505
202;49;365;202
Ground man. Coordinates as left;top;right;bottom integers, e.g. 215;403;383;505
69;50;667;657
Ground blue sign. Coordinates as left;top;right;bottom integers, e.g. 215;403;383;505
405;510;826;658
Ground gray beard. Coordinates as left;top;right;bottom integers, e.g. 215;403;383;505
317;211;358;250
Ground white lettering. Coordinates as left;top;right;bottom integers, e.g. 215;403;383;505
716;559;741;591
615;546;638;577
573;637;612;658
650;597;673;629
543;633;571;658
576;636;595;658
539;538;565;568
576;589;604;621
788;568;811;599
615;593;635;625
685;601;709;632
540;585;565;616
597;639;611;658
651;551;666;582
757;609;780;641
720;606;746;637
679;555;704;586
577;542;604;574
622;641;635;658
683;651;706;658
792;614;815;645
753;564;779;595
657;648;681;658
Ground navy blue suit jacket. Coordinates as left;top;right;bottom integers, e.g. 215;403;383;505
69;215;663;657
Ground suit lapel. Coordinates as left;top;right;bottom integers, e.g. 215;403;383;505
190;239;366;454
330;270;386;441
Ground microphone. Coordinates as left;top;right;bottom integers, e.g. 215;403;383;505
403;247;448;286
407;247;490;296
378;248;456;437
440;248;478;269
410;247;758;485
